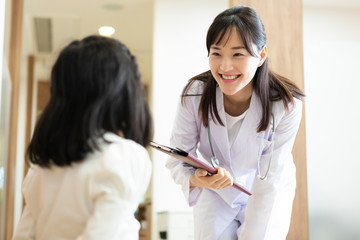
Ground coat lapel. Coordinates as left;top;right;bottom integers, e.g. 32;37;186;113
232;91;262;146
229;91;264;175
208;87;231;166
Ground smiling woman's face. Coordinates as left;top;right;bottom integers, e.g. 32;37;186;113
208;28;263;99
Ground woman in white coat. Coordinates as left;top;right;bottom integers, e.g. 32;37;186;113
166;5;305;240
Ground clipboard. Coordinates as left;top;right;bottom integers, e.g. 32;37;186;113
150;141;252;196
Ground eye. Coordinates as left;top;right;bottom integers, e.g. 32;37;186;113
211;52;221;56
234;53;245;57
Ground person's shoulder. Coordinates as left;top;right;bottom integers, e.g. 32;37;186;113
291;97;303;111
272;97;302;120
103;133;151;178
185;79;205;95
102;132;149;157
86;133;151;201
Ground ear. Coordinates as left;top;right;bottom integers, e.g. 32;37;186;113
258;45;268;67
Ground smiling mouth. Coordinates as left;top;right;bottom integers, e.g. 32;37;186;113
220;74;241;81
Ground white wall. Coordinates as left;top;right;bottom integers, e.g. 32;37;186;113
151;0;227;239
303;6;360;240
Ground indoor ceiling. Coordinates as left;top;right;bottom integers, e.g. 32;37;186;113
23;0;360;55
23;0;154;83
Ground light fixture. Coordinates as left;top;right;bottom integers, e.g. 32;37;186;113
102;3;123;11
98;26;115;37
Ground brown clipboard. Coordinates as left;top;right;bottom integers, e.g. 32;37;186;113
150;141;252;196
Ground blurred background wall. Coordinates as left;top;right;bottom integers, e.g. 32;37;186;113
303;3;360;239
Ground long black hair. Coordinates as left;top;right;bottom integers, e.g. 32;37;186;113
182;5;305;131
28;35;153;167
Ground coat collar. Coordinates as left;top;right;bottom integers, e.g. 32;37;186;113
208;86;262;165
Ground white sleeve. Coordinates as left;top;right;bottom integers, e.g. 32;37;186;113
239;99;303;240
165;93;203;206
77;145;151;240
12;205;36;240
12;168;36;240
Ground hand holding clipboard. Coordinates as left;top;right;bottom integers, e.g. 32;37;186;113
150;141;252;196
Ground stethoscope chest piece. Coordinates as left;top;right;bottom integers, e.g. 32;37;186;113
257;173;267;181
210;155;219;168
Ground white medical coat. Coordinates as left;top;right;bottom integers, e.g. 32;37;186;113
166;81;302;240
13;132;152;240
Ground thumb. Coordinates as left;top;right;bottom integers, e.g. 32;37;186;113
195;168;208;177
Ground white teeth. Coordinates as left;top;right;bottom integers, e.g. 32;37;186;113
222;74;238;80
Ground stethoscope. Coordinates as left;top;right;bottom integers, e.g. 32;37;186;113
207;112;275;181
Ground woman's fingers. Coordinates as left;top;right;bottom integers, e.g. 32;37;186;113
211;167;233;189
190;169;210;188
191;167;233;189
215;177;233;189
195;168;208;177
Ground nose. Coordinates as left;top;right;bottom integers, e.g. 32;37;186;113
219;57;234;72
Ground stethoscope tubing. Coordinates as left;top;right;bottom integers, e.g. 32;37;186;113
207;112;275;181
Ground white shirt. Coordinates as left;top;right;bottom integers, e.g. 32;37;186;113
225;110;248;148
13;132;152;240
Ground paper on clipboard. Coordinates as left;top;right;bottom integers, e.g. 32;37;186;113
150;141;252;196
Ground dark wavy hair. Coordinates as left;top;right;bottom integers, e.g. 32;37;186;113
28;35;153;167
182;5;305;131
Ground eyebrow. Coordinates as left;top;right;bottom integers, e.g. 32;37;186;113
210;46;246;50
